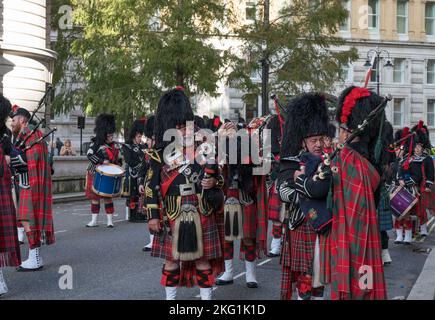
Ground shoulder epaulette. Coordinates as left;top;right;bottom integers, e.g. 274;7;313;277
145;149;162;163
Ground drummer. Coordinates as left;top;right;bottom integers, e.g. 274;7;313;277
394;122;434;244
85;114;122;228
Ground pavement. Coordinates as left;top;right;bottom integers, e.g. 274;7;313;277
1;198;434;300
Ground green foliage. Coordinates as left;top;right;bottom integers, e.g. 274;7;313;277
228;0;358;97
52;0;233;135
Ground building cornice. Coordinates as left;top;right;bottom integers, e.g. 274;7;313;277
344;38;435;49
0;41;57;61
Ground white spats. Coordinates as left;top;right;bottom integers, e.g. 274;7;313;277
17;247;43;271
394;228;403;243
106;214;114;228
199;287;212;300
420;223;428;236
144;234;154;249
382;249;392;265
86;214;98;227
245;260;258;288
216;259;234;285
17;227;25;244
165;286;177;300
268;238;281;256
404;229;413;244
0;269;8;296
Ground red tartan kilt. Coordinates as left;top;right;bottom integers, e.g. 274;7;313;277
268;184;281;221
151;212;223;262
85;172;99;201
243;202;258;239
0;151;21;267
282;218;317;274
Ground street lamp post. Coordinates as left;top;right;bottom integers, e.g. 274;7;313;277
364;46;394;95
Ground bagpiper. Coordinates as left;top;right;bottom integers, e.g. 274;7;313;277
394;121;434;243
122;119;147;222
141;115;155;252
326;86;387;299
0;94;21;295
277;93;331;300
215;119;269;289
144;88;225;300
10;105;55;271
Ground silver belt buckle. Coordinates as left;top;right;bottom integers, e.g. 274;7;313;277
179;183;195;196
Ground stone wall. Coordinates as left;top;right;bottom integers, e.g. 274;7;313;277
52;156;87;194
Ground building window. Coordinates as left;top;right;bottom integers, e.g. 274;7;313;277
340;0;351;32
393;58;405;83
428;60;435;84
368;0;379;31
397;0;408;34
393;98;405;127
428;100;435;126
426;2;435;35
246;2;256;21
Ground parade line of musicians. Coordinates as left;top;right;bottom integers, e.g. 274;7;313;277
0;86;434;300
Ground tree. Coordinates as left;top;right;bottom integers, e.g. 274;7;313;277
228;0;358;105
51;0;234;136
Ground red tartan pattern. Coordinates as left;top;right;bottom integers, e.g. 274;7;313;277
268;182;281;221
329;146;387;300
151;194;224;288
18;128;54;248
0;145;21;267
85;171;99;201
417;191;430;225
281;218;317;273
224;173;268;260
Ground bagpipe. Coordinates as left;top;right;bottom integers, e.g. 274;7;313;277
14;85;57;153
312;94;393;181
11;85;57;177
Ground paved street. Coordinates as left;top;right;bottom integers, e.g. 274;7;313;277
1;199;434;300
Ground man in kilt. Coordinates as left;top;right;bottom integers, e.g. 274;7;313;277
277;93;331;300
122;119;147;223
215;120;268;289
85;114;122;228
377;121;395;265
140;115;155;252
0;94;21;295
10;105;55;271
144;88;225;300
266;115;284;258
326;86;387;299
395;121;434;242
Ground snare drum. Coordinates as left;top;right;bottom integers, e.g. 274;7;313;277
92;164;125;198
389;186;418;219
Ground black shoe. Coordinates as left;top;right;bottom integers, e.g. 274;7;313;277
215;279;234;286
267;252;280;258
142;246;151;252
107;224;114;228
246;282;258;288
403;241;412;245
16;266;43;272
394;240;403;244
